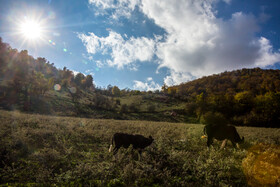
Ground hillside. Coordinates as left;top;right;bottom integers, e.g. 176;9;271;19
167;68;280;127
169;68;280;96
1;37;280;127
0;37;188;122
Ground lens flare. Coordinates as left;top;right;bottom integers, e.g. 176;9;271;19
54;84;61;91
69;87;77;94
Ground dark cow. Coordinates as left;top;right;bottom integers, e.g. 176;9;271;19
109;133;154;154
204;124;244;149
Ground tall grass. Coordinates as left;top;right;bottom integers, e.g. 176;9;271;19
0;110;279;186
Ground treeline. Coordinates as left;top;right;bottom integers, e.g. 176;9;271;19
167;68;280;127
0;37;94;111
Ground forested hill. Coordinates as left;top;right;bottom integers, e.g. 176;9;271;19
166;68;280;128
168;68;280;97
1;37;280;127
0;37;95;112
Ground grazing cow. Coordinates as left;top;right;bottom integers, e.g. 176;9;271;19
204;124;244;149
109;133;154;154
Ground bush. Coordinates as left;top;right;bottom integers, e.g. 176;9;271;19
120;104;128;113
147;104;156;113
128;103;139;113
201;111;228;126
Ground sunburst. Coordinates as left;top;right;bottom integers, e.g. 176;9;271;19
19;19;43;40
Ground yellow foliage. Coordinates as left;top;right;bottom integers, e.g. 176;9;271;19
167;87;178;95
242;143;280;186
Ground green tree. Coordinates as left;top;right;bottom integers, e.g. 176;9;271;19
253;92;280;127
74;73;85;87
83;75;94;89
234;91;253;114
196;92;207;120
112;86;121;96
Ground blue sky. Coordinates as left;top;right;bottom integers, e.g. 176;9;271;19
0;0;280;90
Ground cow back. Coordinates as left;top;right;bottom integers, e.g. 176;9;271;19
113;133;153;149
205;124;242;142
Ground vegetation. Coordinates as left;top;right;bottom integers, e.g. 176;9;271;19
0;110;279;186
1;37;280;127
167;68;280;127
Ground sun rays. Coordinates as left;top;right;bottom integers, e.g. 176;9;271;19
19;19;43;40
13;11;49;48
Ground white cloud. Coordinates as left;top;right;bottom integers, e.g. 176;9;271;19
85;69;95;76
139;0;280;85
147;77;153;81
255;37;280;67
88;0;140;19
84;0;280;86
164;70;193;86
78;31;156;70
72;70;84;76
95;60;104;68
222;0;231;4
133;77;161;91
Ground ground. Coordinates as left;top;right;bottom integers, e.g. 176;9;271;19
0;110;279;186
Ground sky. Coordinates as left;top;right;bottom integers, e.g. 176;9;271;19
0;0;280;91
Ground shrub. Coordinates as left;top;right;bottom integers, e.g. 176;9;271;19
147;104;156;113
128;103;139;113
120;104;128;113
201;111;228;126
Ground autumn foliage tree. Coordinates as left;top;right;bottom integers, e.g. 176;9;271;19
0;37;95;112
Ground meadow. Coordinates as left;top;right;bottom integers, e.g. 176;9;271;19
0;110;279;186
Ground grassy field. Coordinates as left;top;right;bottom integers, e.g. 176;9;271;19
0;110;279;186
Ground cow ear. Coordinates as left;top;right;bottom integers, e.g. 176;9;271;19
149;136;153;140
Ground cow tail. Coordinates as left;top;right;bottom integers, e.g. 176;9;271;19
109;136;114;153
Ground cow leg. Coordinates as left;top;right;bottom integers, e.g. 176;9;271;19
230;140;237;148
236;143;240;149
113;147;119;155
207;137;213;147
137;150;142;161
220;139;227;149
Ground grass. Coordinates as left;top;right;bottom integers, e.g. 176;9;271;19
0;110;279;186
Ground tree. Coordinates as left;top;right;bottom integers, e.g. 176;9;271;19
201;111;227;126
74;73;85;87
196;92;207;120
83;75;94;89
234;91;253;114
253;92;280;127
161;83;168;93
112;86;121;96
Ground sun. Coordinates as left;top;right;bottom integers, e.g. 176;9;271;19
19;19;43;40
